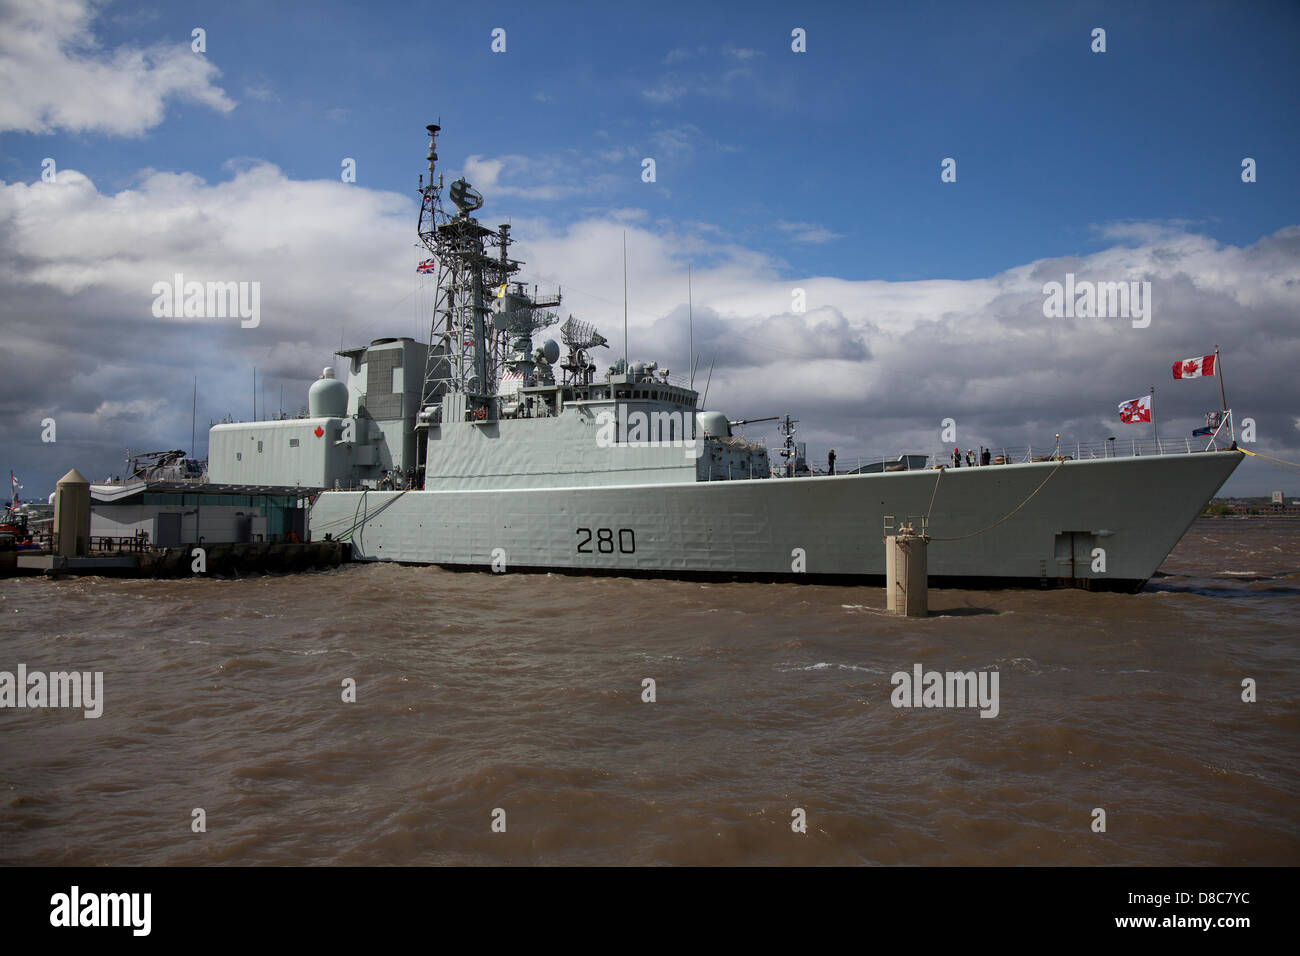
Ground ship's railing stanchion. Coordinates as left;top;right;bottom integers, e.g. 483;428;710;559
1202;409;1234;451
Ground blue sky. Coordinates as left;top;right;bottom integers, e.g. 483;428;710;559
9;0;1298;278
1;0;1299;497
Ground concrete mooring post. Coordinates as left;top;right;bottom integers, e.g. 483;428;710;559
885;521;929;617
54;468;91;557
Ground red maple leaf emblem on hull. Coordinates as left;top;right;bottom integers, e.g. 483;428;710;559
1183;360;1199;375
314;426;324;438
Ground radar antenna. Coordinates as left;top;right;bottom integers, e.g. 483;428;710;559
559;316;609;386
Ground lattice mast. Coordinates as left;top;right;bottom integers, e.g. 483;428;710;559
415;122;530;416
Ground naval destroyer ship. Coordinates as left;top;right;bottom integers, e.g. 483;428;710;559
208;124;1243;591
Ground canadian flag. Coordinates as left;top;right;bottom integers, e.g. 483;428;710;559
1118;394;1152;423
1172;354;1216;379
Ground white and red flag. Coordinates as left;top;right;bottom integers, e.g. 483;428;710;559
1118;394;1152;423
1172;354;1216;379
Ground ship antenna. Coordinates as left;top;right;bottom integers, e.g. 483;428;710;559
1150;385;1158;445
1214;345;1233;441
688;264;694;390
623;230;629;372
701;356;716;408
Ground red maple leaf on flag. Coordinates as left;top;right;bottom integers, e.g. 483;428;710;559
1172;353;1216;380
314;426;324;438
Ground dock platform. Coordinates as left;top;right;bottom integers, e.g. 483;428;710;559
1;541;351;578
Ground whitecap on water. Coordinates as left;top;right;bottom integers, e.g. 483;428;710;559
778;662;886;674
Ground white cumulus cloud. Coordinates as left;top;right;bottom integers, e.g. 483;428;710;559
1;163;1297;498
0;0;235;136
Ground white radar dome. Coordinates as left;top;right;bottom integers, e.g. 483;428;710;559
308;366;349;418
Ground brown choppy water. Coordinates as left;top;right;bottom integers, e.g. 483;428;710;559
1;518;1297;866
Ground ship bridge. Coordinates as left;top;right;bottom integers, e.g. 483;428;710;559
418;354;769;488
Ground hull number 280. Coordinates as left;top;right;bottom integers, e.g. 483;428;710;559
576;528;636;554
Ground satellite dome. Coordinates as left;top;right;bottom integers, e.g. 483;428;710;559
309;366;349;418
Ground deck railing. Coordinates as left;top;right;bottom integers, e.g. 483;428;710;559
933;434;1233;467
89;534;152;553
811;434;1234;476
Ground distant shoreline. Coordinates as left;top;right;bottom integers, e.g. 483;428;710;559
1199;513;1300;519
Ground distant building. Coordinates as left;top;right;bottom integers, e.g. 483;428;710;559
1207;496;1300;516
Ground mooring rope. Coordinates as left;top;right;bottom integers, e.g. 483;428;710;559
1240;448;1300;474
924;467;943;525
928;458;1067;542
329;488;410;542
349;488;410;539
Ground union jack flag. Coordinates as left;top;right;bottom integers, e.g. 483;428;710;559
416;258;437;274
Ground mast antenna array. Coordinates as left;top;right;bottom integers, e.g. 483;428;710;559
415;121;550;418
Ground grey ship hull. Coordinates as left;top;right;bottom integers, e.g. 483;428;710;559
311;449;1242;590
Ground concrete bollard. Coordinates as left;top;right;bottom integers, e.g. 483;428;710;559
885;523;929;617
54;468;91;557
